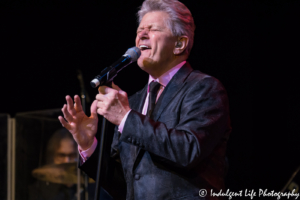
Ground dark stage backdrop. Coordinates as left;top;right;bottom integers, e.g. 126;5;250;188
1;0;299;197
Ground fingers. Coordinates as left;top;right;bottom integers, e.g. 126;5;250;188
98;86;108;94
62;104;73;122
112;82;121;91
96;105;107;117
98;85;116;95
58;116;70;129
96;94;105;101
113;84;128;101
112;82;127;98
118;90;128;99
96;106;105;116
66;95;76;116
96;100;107;115
74;95;83;112
96;88;118;101
96;100;107;111
90;100;98;118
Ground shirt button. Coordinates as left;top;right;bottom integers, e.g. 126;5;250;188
134;174;140;180
127;137;132;142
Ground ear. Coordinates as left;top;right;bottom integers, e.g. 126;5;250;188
173;36;189;55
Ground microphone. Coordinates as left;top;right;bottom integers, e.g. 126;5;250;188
90;47;141;88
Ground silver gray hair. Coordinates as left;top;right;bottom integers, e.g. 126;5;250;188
137;0;195;56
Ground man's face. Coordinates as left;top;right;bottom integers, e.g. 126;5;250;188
53;138;77;165
135;11;177;77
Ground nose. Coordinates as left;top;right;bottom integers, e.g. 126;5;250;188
63;156;70;163
137;29;149;40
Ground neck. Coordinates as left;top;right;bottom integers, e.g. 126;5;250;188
149;56;186;79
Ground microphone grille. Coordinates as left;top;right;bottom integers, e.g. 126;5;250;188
125;47;141;62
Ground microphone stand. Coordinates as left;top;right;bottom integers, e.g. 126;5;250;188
91;47;141;200
93;76;113;200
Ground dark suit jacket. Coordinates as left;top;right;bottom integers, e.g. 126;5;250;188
80;62;231;200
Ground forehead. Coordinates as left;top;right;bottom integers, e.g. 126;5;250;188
56;138;76;153
138;11;169;29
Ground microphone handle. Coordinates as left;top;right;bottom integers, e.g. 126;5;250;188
91;56;132;88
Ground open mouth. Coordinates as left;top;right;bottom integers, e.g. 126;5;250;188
139;45;151;51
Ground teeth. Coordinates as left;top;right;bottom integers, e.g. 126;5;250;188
139;45;149;49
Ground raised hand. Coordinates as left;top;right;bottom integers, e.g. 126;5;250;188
58;95;98;151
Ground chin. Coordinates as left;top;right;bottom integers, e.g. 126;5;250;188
137;62;150;74
137;58;160;77
137;58;144;68
139;57;156;66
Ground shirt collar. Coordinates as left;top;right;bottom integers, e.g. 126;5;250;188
148;61;186;87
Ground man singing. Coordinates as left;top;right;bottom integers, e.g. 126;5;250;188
59;0;231;199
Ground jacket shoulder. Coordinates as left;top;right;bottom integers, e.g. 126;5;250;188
185;70;226;90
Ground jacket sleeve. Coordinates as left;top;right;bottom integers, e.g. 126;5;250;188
111;125;122;161
118;76;231;169
79;122;127;200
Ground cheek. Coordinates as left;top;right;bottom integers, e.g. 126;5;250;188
150;33;156;38
150;34;157;48
163;38;176;51
135;36;140;46
53;158;59;164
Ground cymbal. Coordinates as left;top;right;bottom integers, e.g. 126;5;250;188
32;162;95;184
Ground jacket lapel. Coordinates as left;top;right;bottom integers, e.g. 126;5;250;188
151;62;193;121
129;84;148;113
128;84;147;167
131;62;193;172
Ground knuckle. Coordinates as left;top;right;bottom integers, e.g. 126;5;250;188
114;94;119;100
103;104;108;111
113;94;119;100
109;98;115;103
113;90;118;95
107;91;113;97
102;110;107;116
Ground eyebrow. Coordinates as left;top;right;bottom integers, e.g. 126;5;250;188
137;24;162;31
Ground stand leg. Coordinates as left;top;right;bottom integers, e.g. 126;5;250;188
94;117;107;200
84;173;89;200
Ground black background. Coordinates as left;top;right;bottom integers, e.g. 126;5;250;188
1;0;300;196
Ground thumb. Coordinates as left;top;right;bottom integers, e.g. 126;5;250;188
90;100;98;119
112;82;128;99
112;82;122;91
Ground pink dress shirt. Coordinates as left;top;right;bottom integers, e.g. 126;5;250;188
79;61;186;161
